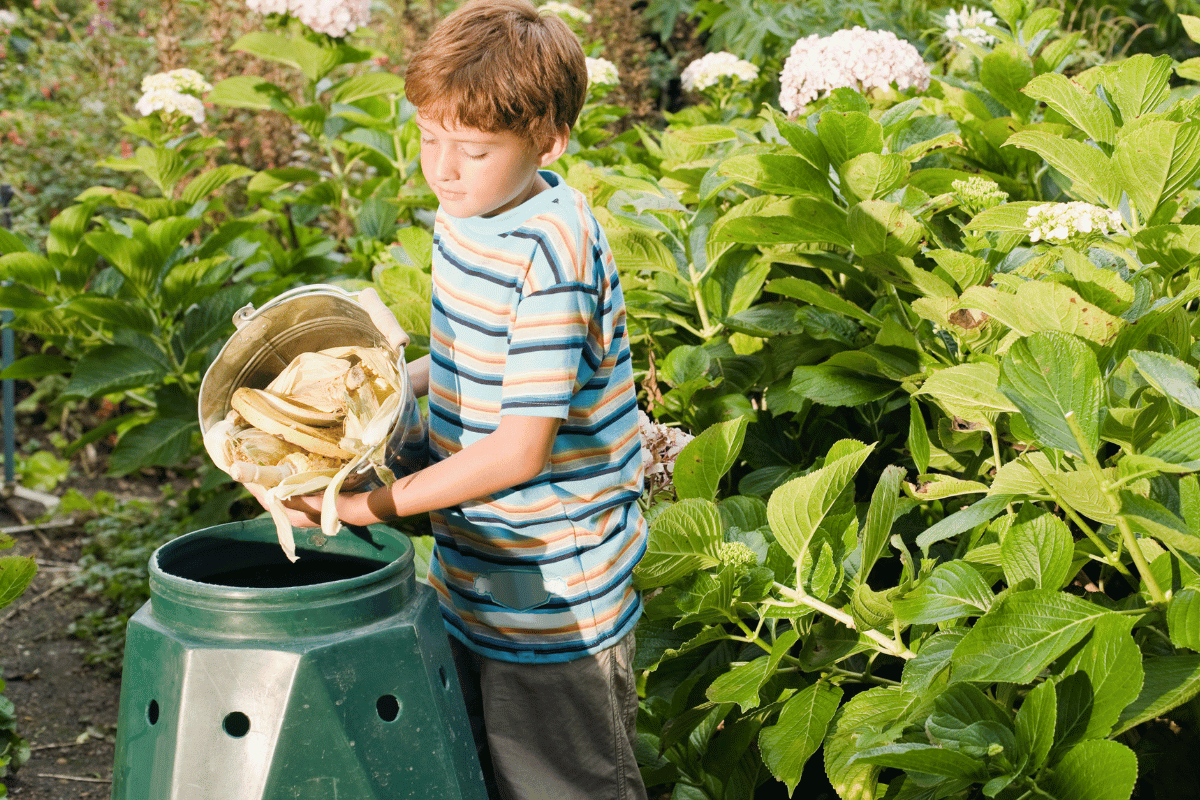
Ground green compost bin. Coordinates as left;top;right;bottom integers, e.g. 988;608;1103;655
110;519;486;800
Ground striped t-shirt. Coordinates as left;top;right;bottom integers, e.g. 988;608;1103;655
425;170;646;663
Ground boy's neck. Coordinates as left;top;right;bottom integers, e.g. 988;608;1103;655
481;169;550;218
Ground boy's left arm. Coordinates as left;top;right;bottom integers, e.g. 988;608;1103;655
276;414;561;527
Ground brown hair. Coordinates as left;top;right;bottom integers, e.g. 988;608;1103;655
404;0;587;150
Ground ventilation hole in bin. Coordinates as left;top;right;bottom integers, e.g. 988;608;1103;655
147;700;160;725
223;712;251;738
439;666;449;689
376;695;400;722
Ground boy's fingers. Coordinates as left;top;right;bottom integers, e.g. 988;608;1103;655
358;287;410;350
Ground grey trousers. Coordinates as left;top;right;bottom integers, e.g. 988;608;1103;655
448;632;649;800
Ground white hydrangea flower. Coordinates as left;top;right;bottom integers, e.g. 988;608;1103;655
638;411;695;497
244;0;369;38
1024;202;1124;242
680;51;760;92
586;57;620;89
952;176;1008;215
141;68;213;95
0;9;20;27
538;1;592;24
944;6;999;47
778;26;931;116
135;88;206;123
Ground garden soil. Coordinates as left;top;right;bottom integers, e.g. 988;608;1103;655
1;495;121;800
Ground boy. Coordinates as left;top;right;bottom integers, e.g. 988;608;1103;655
271;1;649;798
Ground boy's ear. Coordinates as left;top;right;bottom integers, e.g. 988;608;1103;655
537;124;571;167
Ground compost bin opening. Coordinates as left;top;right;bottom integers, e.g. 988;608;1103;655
160;537;387;588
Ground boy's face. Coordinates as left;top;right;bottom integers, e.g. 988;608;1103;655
416;112;561;219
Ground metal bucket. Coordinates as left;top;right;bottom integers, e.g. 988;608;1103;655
198;284;427;488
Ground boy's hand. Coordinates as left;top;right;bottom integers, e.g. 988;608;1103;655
243;482;322;529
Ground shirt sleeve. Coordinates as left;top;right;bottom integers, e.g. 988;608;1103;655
500;228;599;418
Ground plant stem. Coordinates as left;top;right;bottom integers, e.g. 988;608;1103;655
773;582;916;660
1064;412;1167;605
827;665;900;687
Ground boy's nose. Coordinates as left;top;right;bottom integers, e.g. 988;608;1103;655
431;148;458;181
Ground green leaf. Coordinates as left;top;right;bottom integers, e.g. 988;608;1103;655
894;561;994;625
329;71;406;103
608;228;678;276
180;164;254;204
1015;680;1056;773
1129;349;1200;415
788;364;896;407
854;742;988;781
1062;614;1143;740
1042;739;1138;800
902;628;967;695
1004;131;1117;206
1182;13;1200;43
706;629;799;711
107;415;199;476
999;331;1103;459
816;111;884;169
1021;72;1118;144
914;362;1017;424
0;354;72;381
959;283;1124;344
62;296;157;334
916;494;1012;552
1113;655;1200;735
859;465;904;582
950;589;1114;684
634;499;722;589
673;417;749;501
63;344;169;399
718;153;833;198
1168;588;1200;651
1114;120;1200;223
979;43;1036;119
766;277;880;326
1000;512;1073;590
908;400;930;476
0;556;37;608
759;682;843;795
847;200;923;257
966;201;1045;233
709;197;851;249
825;687;914;800
840;153;909;202
767;440;874;563
1103;53;1173;120
1144;417;1200;469
1120;492;1200;556
0;251;55;294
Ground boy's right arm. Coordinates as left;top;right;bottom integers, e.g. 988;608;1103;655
407;354;430;398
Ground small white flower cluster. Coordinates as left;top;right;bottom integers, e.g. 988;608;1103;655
943;6;999;47
639;411;694;497
778;27;931;116
245;0;370;38
586;57;620;89
1024;202;1123;243
952;176;1008;215
135;69;213;124
0;9;20;28
538;1;592;24
680;51;759;92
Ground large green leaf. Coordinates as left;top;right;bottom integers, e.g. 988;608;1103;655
107;415;199;476
1062;614;1143;740
859;465;904;583
61;296;157;334
1000;512;1073;590
840;153;909;202
1129;350;1200;415
766;277;880;326
1042;739;1137;800
1004;131;1117;206
330;71;406;103
707;629;799;711
847;200;922;257
718;153;833;198
893;561;994;625
959;282;1123;344
999;332;1103;458
788;364;896;407
63;344;170;399
1113;655;1200;735
914;362;1017;424
1144;417;1200;469
816;111;884;169
979;43;1036;119
1168;588;1200;652
854;742;987;781
767;440;874;564
181;164;255;204
1015;680;1056;773
673;417;749;501
634;498;722;589
916;494;1012;552
759;681;843;795
0;556;37;608
1102;53;1173;120
1021;72;1117;144
709;197;851;249
825;687;916;800
1113;120;1200;223
0;251;55;294
951;589;1113;684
